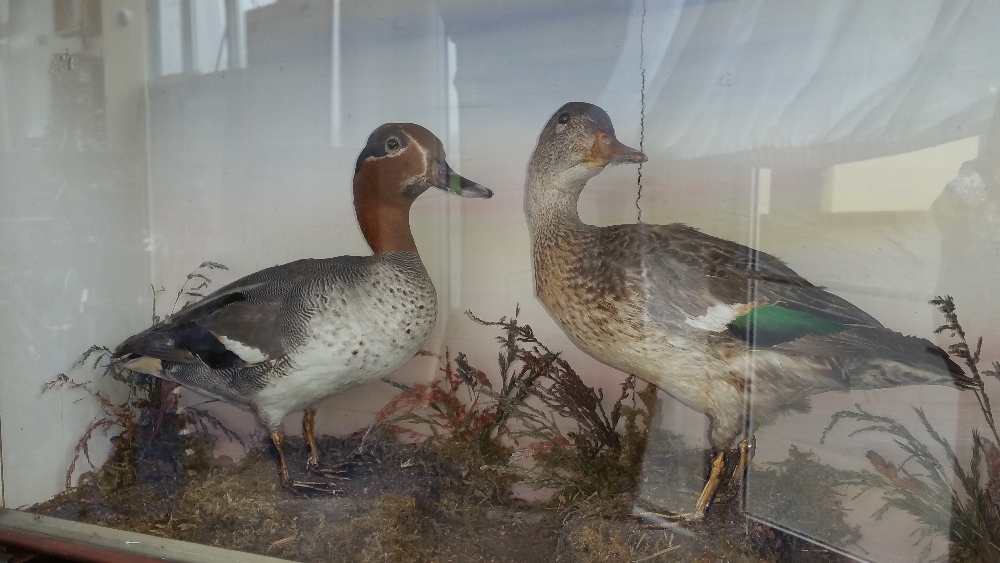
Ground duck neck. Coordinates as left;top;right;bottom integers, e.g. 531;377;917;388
525;169;588;240
354;181;418;255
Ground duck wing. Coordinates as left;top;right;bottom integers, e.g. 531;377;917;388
628;223;884;345
626;224;969;387
114;257;365;369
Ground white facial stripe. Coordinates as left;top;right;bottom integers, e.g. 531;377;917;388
364;130;430;179
398;132;431;189
414;134;431;177
363;131;407;165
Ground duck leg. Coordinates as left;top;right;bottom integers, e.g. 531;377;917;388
693;449;726;519
731;435;755;485
302;409;350;478
303;408;321;468
634;448;729;524
269;429;343;494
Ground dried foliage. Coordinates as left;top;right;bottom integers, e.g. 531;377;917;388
370;307;658;506
159;261;230;323
747;446;873;550
31;431;564;563
43;262;242;491
372;349;510;462
931;295;1000;446
823;296;1000;562
35;302;860;562
42;367;183;490
32;424;859;562
515;373;657;502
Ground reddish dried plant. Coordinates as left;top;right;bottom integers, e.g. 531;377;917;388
42;369;179;489
982;438;1000;508
370;308;657;500
865;450;930;497
44;263;242;491
370;350;504;447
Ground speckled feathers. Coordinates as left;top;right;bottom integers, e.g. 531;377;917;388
525;102;969;454
113;123;491;436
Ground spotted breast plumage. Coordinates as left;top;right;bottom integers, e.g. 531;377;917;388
524;102;973;518
114;123;492;491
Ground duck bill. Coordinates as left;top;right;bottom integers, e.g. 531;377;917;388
432;161;493;198
586;131;647;167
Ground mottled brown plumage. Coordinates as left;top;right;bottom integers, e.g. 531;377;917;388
525;102;972;518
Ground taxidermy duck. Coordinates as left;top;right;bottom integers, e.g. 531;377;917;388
115;123;492;492
525;102;972;518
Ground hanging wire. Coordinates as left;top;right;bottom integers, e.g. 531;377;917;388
635;0;647;223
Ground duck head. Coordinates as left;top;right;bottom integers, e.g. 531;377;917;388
528;102;646;192
354;123;492;254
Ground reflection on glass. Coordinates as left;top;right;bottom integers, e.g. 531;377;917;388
1;1;999;561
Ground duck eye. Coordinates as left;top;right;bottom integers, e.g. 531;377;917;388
386;138;400;151
557;112;570;124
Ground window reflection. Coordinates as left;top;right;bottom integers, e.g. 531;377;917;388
148;0;278;77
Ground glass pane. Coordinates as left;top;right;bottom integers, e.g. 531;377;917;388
2;1;999;561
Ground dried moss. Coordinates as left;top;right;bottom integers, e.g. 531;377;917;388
561;518;639;562
558;490;847;563
31;425;860;562
34;304;860;562
335;495;438;563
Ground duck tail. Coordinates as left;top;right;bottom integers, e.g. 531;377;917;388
838;329;977;391
883;335;976;390
930;345;977;390
112;325;200;365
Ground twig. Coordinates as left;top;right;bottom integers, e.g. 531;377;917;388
633;544;681;562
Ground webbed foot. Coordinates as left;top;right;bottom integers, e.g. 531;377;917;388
305;457;352;479
283;478;344;495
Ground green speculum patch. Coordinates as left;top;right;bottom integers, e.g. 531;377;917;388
727;304;844;347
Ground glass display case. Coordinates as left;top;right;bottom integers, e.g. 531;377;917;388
2;0;999;561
